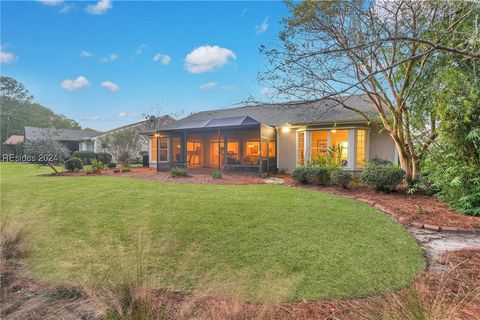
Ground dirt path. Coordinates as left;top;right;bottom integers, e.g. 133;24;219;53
410;228;480;270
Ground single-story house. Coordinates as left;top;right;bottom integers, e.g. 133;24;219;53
24;127;100;153
2;135;25;155
143;95;397;175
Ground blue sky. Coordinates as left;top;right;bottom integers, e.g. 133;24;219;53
1;0;289;131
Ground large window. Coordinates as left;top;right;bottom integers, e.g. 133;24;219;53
311;131;328;160
226;141;240;165
211;141;224;166
244;140;260;165
297;132;304;165
330;130;349;166
159;137;168;162
172;137;181;162
356;130;367;167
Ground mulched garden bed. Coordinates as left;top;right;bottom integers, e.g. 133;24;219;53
278;175;480;231
44;167;264;185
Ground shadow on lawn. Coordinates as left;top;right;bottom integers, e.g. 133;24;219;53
1;220;479;320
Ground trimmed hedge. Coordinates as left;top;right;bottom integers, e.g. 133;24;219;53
170;167;188;178
71;151;96;165
305;167;330;185
107;162;116;169
291;167;308;183
361;165;405;192
64;158;83;171
96;152;112;164
330;170;352;188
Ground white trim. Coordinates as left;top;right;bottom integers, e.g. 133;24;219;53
276;128;280;169
347;129;355;170
304;130;311;163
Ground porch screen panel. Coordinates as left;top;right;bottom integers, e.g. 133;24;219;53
244;141;260;165
151;137;157;161
159;137;168;162
211;141;225;166
172;137;181;162
187;141;202;166
356;130;366;168
227;142;240;165
268;139;276;157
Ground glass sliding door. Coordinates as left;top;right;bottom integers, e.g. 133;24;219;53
187;141;202;167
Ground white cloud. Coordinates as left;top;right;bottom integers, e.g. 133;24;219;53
82;115;103;121
100;81;119;92
199;82;217;90
261;87;273;95
0;50;16;64
221;84;236;90
59;3;73;14
184;45;236;74
115;111;136;119
60;76;90;91
153;53;171;65
255;16;269;34
79;50;93;58
37;0;63;6
136;43;147;55
101;53;118;62
85;0;112;15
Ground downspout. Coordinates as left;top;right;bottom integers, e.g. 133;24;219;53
156;131;159;172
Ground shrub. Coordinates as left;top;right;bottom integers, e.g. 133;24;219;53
369;157;393;167
121;166;131;173
92;159;105;170
212;170;222;179
170;167;188;178
361;164;405;192
96;152;112;164
291;167;308;183
278;168;288;175
71;151;96;165
107;162;117;169
304;167;330;185
330;170;352;188
64;158;83;171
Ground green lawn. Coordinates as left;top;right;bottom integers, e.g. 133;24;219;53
0;163;424;302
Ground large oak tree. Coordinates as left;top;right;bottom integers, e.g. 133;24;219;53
261;0;479;182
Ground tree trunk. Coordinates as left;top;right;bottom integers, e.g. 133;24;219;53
48;162;58;174
393;138;419;184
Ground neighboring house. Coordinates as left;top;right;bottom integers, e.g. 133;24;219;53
89;115;176;162
24;127;100;153
143;95;398;175
2;135;24;155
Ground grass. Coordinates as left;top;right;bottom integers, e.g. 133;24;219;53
0;163;424;302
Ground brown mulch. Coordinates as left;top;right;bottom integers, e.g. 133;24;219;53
278;175;480;231
47;167;263;185
3;249;479;319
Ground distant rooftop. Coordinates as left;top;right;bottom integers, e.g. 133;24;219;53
3;135;24;145
24;127;101;141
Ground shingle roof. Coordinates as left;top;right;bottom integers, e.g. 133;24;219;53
3;135;24;145
24;127;100;141
180;95;377;127
158;116;260;131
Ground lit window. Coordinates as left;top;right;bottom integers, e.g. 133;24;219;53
330;130;349;166
311;131;328;160
187;141;202;166
297;132;304;165
159;137;168;162
151;137;157;161
356;130;366;167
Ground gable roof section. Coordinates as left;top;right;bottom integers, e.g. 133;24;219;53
3;135;24;145
181;95;377;127
24;127;100;141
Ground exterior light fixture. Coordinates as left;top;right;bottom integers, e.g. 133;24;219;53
331;129;337;133
154;133;160;137
282;123;291;133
